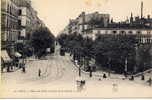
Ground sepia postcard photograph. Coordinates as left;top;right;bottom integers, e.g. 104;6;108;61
0;0;152;98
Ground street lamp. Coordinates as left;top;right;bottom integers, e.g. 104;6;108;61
134;43;138;73
79;65;81;77
124;57;128;77
78;48;82;77
89;66;92;78
22;36;26;73
108;57;111;77
143;47;147;72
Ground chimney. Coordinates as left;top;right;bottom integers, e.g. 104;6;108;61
147;15;150;19
130;12;134;23
131;12;133;18
141;1;143;19
111;18;113;23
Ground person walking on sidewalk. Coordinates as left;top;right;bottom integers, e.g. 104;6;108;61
38;69;41;77
147;77;152;86
22;63;26;73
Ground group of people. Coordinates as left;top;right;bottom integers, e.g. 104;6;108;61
147;78;152;86
129;75;152;86
98;73;152;86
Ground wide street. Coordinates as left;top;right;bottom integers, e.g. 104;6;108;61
1;45;152;98
1;45;78;84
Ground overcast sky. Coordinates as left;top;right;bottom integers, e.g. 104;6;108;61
31;0;152;36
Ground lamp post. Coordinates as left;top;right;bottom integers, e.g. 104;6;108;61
89;66;92;78
143;47;146;72
108;57;111;77
124;57;128;77
22;36;26;73
134;44;138;73
78;48;82;77
79;65;81;77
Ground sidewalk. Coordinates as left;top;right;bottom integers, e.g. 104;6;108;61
67;53;152;81
133;68;152;77
67;54;126;80
1;66;21;73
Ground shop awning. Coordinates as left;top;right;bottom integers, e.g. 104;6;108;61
1;50;12;62
15;52;22;57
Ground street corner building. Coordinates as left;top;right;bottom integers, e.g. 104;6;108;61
1;0;46;72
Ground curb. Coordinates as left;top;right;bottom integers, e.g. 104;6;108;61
70;56;152;80
70;58;126;80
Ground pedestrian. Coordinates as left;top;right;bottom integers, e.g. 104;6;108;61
10;64;13;70
124;71;128;78
89;70;92;78
22;67;26;73
22;64;26;73
112;83;118;92
130;76;134;81
103;73;107;78
108;72;111;77
141;75;145;80
147;78;152;86
38;69;41;77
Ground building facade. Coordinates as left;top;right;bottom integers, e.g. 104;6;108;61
1;0;45;54
61;11;110;35
91;28;152;43
17;0;45;43
1;0;19;54
1;0;46;72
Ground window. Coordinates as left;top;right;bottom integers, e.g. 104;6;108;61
19;9;22;15
27;34;31;40
98;30;100;34
7;5;9;13
113;31;117;34
147;31;151;35
148;38;150;43
137;31;141;34
10;6;12;15
120;31;126;35
18;20;21;26
7;18;9;28
128;31;133;34
18;31;21;39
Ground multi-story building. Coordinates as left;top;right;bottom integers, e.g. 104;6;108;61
61;12;110;35
17;0;39;42
77;12;110;31
16;0;45;54
1;0;45;55
90;28;152;43
1;0;19;53
1;0;46;72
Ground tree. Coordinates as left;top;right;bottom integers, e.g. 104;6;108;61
57;33;68;47
93;34;137;73
30;27;55;58
137;44;152;72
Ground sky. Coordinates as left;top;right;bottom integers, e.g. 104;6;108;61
31;0;152;37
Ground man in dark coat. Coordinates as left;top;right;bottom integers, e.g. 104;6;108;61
38;69;41;77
